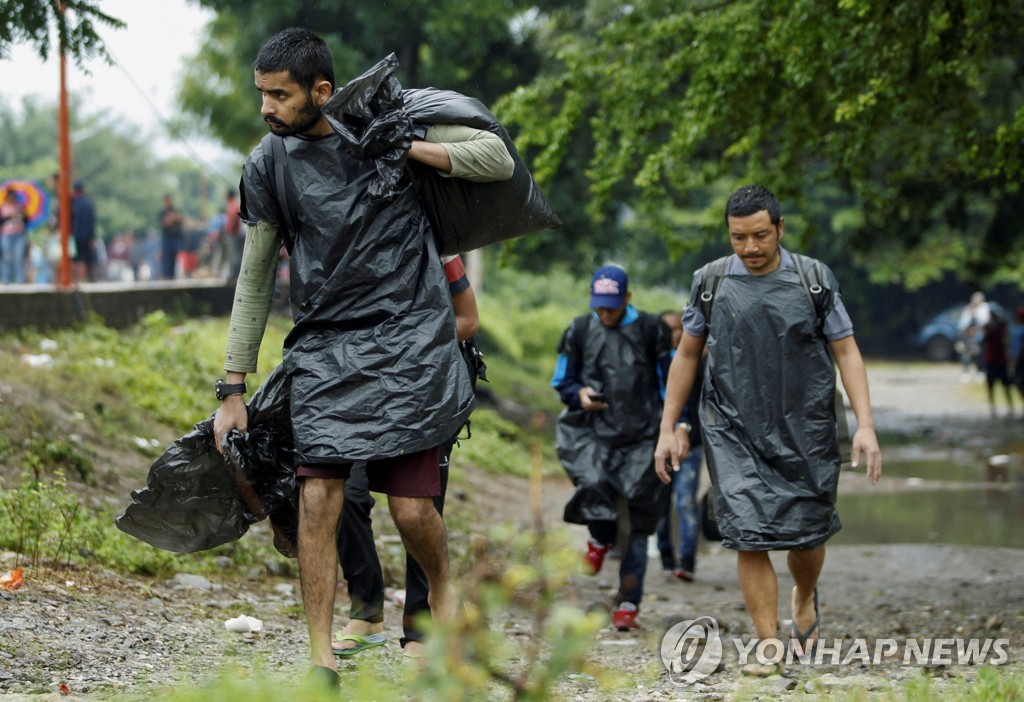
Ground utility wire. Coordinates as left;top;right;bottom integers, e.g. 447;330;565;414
105;46;237;186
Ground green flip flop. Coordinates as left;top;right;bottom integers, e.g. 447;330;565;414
332;632;387;657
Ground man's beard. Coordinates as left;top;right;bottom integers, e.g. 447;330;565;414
265;96;322;136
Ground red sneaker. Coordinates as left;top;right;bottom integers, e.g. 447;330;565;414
672;567;695;582
582;540;610;575
611;603;639;631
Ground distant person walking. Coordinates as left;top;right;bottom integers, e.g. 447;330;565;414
957;292;991;382
655;321;705;583
70;181;97;283
222;189;243;278
159;194;184;280
982;309;1016;419
0;190;27;284
1012;307;1024;407
552;264;674;631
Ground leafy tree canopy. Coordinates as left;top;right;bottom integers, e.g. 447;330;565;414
0;0;124;66
179;0;560;154
497;0;1024;288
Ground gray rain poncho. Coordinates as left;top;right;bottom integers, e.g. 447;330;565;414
699;262;843;550
556;313;670;534
118;57;554;554
242;104;473;465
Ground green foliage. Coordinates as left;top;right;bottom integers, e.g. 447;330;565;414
181;0;550;153
454;408;560;479
0;401;95;484
1;311;289;440
0;472;81;568
174;13;256;155
832;667;1024;701
40;439;93;484
0;96;235;239
0;0;124;66
499;0;1024;286
0;470;281;578
406;518;609;701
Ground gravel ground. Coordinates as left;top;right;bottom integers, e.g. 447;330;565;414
1;362;1023;700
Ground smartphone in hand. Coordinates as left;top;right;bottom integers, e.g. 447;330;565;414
589;391;608;404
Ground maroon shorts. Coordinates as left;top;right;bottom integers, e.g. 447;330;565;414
295;446;441;497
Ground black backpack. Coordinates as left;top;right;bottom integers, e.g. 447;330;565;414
562;311;666;372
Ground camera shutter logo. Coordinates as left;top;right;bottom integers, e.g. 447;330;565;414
661;616;723;685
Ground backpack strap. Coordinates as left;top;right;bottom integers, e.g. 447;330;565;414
260;133;296;255
565;311;663;392
791;254;850;459
569;313;590;362
696;256;730;324
790;252;830;336
637;310;669;367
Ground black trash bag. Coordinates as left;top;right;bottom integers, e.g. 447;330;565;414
322;53;412;202
116;364;299;556
556;409;667;534
700;492;723;542
699;267;842;551
323;53;562;254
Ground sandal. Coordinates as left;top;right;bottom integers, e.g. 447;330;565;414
332;632;387;657
740;661;786;678
791;587;820;654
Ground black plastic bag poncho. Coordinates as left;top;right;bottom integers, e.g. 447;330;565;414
117;335;492;556
555;314;669;534
323;53;562;255
701;267;842;550
116;365;298;555
241;85;474;465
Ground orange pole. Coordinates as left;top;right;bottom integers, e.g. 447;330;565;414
58;9;72;288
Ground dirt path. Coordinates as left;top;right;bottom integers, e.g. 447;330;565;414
2;362;1023;700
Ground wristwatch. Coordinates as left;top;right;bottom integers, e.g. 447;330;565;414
215;379;247;401
675;421;693;432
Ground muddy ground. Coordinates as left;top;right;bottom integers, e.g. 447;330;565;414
1;361;1023;700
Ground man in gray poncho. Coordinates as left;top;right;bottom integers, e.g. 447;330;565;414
655;184;882;676
212;28;512;684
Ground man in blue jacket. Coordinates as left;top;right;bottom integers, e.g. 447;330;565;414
552;265;672;631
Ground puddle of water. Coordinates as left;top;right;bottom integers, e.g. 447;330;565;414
832;443;1024;548
835;485;1024;548
877;457;981;483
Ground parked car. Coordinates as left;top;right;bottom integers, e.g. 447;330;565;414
914;301;1007;361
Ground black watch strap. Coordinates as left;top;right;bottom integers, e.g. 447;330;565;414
216;379;247;401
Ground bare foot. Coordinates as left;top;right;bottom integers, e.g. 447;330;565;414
427;584;458;623
402;640;427;669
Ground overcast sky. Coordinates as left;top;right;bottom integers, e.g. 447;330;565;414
2;0;238;167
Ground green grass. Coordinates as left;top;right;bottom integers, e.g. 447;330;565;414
8;273;1024;700
82;662;1024;701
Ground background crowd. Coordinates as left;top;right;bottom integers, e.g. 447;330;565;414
0;176;246;286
